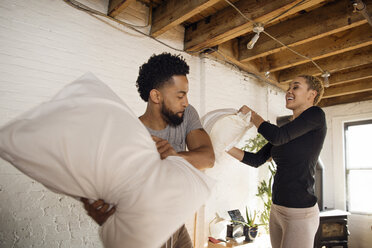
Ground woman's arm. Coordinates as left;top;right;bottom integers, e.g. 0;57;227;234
258;106;326;146
227;147;244;161
227;142;273;168
238;105;325;146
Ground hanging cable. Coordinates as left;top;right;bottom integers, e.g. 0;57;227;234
64;0;151;28
263;0;306;25
224;0;330;86
62;0;256;75
62;0;222;55
62;0;303;87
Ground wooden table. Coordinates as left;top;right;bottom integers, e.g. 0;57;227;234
208;234;271;248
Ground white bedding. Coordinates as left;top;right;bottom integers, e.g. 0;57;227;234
201;109;252;162
0;73;214;248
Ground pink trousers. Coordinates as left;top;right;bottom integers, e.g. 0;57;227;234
269;203;319;248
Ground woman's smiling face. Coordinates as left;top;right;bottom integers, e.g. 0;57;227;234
286;76;316;110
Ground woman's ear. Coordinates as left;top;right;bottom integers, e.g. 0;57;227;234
308;89;317;103
149;89;161;104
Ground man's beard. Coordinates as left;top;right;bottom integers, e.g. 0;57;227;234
161;103;184;126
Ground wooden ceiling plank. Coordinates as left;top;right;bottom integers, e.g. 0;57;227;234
151;0;221;37
208;40;285;90
108;0;136;17
184;0;324;52
238;0;370;62
264;24;372;72
318;91;372;107
323;78;372;98
329;64;372;85
278;45;372;83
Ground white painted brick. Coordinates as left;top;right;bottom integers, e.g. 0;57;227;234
0;0;289;247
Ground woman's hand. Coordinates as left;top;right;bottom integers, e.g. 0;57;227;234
238;105;265;128
238;105;251;115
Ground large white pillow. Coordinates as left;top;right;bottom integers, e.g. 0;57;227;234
0;73;214;248
201;109;252;162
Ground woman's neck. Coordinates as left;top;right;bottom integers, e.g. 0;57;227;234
292;104;313;120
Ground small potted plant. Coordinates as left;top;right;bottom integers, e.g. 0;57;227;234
244;208;259;242
231;207;260;242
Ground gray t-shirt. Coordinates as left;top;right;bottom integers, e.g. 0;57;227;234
146;105;203;152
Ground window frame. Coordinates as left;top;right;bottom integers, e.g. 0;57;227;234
344;119;372;215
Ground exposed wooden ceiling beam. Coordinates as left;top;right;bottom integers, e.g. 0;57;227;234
323;78;372;98
318;91;372;107
151;0;221;37
108;0;136;17
208;40;285;90
262;24;372;72
184;0;324;52
238;0;370;62
328;64;372;85
278;45;372;83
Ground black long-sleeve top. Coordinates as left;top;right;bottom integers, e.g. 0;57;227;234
242;106;327;208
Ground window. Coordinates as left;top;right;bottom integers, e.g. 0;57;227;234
344;120;372;214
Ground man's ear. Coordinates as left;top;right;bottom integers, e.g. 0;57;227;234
149;89;161;104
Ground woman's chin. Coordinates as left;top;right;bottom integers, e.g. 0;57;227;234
286;102;295;110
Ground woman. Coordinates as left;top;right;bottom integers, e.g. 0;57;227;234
227;75;326;248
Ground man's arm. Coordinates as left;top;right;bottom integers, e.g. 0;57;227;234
179;128;215;170
152;130;215;170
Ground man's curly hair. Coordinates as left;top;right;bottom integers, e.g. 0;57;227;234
136;53;190;102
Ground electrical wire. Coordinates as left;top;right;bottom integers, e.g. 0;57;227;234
62;0;257;78
263;0;306;25
262;30;325;73
64;0;150;28
224;0;327;75
63;0;186;52
62;0;225;55
62;0;314;86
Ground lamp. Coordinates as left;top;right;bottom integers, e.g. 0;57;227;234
209;213;228;240
247;23;264;49
321;71;330;88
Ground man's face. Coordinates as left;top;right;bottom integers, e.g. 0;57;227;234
159;75;189;126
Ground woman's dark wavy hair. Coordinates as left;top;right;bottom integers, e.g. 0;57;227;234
136;53;190;102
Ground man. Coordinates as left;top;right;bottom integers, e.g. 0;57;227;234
82;53;215;248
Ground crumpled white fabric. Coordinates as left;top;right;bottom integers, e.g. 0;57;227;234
201;109;253;162
0;73;215;248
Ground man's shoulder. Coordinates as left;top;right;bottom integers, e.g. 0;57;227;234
184;105;200;120
185;104;197;114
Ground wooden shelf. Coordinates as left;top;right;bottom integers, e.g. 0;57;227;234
208;234;271;248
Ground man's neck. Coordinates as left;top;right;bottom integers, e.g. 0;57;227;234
139;106;168;130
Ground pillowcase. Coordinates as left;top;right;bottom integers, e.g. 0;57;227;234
201;109;252;162
0;73;214;248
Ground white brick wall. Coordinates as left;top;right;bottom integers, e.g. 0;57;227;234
0;0;288;247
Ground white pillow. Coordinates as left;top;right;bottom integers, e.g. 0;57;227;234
0;73;214;248
201;109;252;162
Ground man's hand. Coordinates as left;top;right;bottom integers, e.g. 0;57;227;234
81;198;115;226
152;136;177;159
